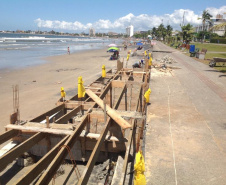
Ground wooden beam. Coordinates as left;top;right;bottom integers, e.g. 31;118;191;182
5;124;122;142
90;110;144;119
16;135;69;185
120;120;135;185
77;83;127;185
114;85;127;110
86;89;131;129
36;115;89;185
63;102;94;109
55;105;82;124
30;104;65;122
78;117;111;185
0;129;19;145
5;124;73;135
0;132;45;172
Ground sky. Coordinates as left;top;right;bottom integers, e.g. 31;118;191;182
0;0;225;33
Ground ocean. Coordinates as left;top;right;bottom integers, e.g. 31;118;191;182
0;33;118;70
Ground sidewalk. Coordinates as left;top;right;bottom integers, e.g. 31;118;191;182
145;41;226;185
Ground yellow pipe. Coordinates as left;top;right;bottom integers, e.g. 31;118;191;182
60;87;66;98
148;57;152;66
102;65;106;78
144;88;151;103
127;53;130;61
78;76;86;98
134;151;146;185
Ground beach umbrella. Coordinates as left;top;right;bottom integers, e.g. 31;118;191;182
107;47;119;52
108;44;117;47
136;42;143;46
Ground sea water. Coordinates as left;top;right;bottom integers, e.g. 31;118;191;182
0;33;118;70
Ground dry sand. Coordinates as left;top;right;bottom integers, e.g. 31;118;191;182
0;46;141;134
0;48;115;133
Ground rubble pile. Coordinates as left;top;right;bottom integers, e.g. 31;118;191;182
159;55;176;64
152;55;177;74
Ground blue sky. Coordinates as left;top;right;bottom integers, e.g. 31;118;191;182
0;0;225;32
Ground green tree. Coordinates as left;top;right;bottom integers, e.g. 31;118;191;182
151;27;157;38
199;10;213;31
198;10;213;41
180;23;193;41
157;24;167;41
166;25;173;37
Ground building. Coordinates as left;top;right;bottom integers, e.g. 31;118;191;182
89;28;95;37
108;32;118;36
194;14;226;36
126;25;134;37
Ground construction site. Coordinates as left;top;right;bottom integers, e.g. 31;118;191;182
0;41;226;185
0;49;151;184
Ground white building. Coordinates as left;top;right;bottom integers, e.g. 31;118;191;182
89;28;95;37
126;25;134;37
194;14;226;36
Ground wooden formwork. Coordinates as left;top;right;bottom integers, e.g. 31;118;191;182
0;67;150;185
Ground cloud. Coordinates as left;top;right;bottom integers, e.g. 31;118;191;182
34;6;226;32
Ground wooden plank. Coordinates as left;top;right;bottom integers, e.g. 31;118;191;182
0;129;19;145
0;141;18;157
16;135;70;185
36;115;89;185
119;120;135;185
5;124;73;135
63;102;94;109
30;104;65;122
91;110;144;119
77;83;128;185
86;89;131;129
0;132;44;172
5;125;121;142
111;80;126;88
55;105;82;124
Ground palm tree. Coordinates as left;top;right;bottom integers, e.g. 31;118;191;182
151;27;157;38
157;24;167;41
166;25;173;37
198;10;212;42
180;23;194;41
209;22;226;36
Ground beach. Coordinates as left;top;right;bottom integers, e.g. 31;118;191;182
0;48;125;133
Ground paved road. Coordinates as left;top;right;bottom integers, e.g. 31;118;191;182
145;41;226;185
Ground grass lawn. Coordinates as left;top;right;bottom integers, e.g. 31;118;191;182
167;42;226;73
189;42;226;52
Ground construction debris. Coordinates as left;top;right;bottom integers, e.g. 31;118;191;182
158;55;177;64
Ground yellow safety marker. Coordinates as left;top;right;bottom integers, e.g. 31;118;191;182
144;50;147;56
60;87;66;101
78;76;86;98
144;88;151;103
148;57;152;66
134;151;146;185
127;53;130;61
149;52;151;58
102;65;106;78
